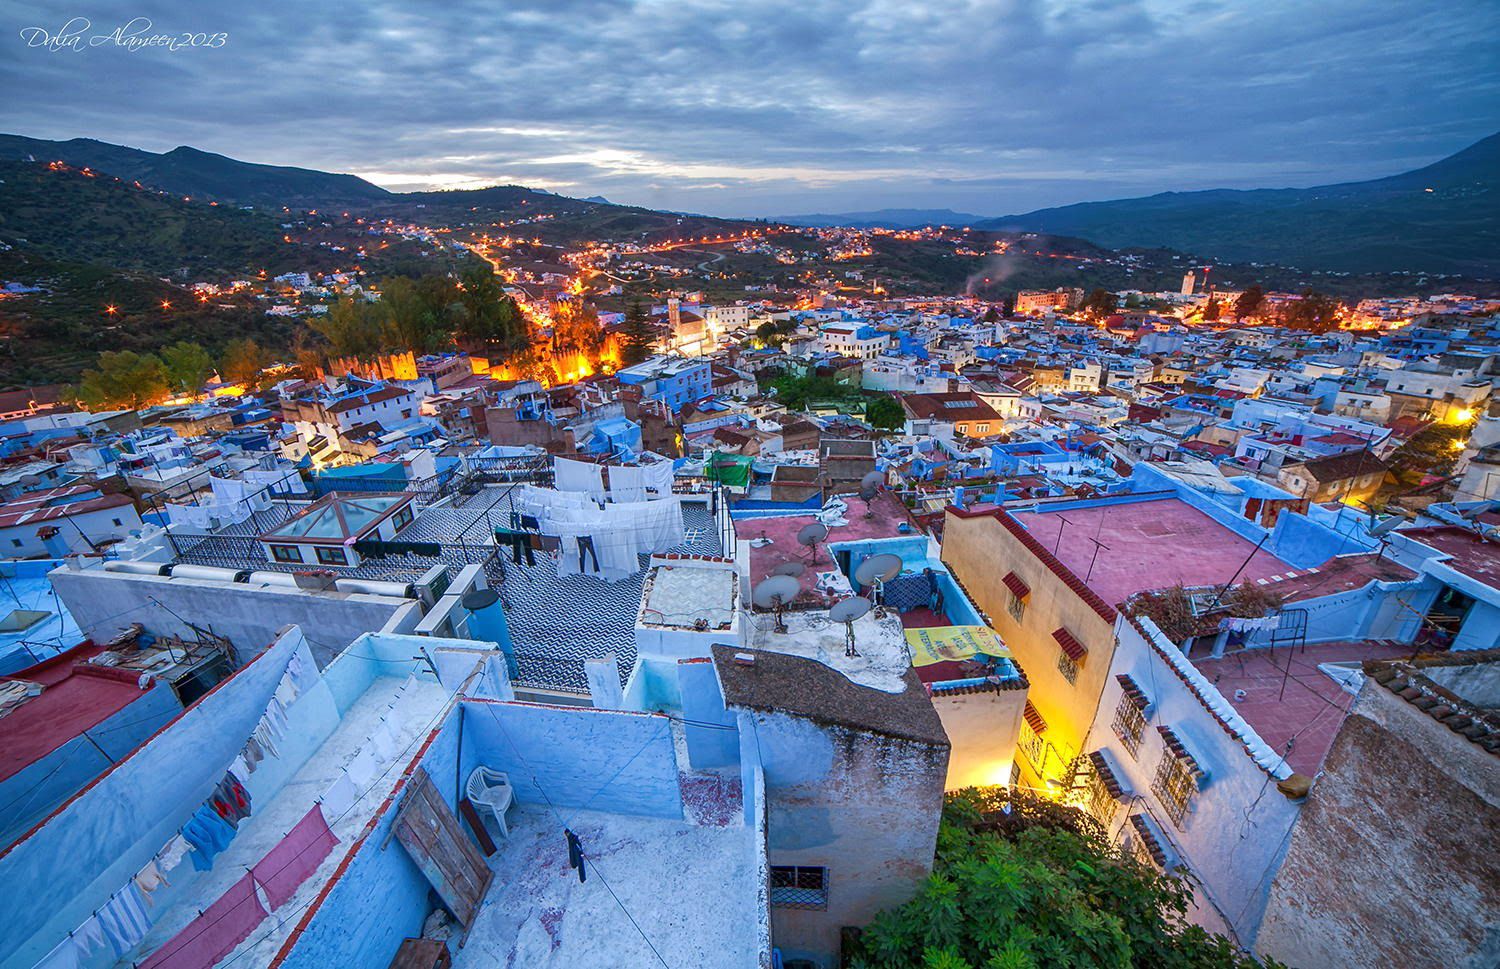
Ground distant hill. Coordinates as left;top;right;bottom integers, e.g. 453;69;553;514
776;208;989;228
0;134;391;208
975;132;1500;275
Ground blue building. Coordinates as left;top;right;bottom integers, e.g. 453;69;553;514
616;355;713;414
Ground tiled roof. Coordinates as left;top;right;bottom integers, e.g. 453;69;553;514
1002;571;1030;599
1363;651;1500;757
1128;813;1171;868
1052;626;1087;661
1023;700;1046;734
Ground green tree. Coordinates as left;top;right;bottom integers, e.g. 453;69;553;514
1233;285;1264;320
848;788;1285;969
455;263;528;351
551;298;603;355
1079;288;1118;320
754;321;781;347
77;350;169;409
381;275;454;353
982;306;1001;324
312;294;391;360
1278;290;1341;333
865;394;906;431
221;338;269;389
159;341;215;396
1203;297;1222;323
619;298;656;365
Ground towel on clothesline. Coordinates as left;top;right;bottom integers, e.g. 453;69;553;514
137;873;266;969
250;805;340;910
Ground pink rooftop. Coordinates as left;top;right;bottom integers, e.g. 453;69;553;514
744;489;914;606
1011;496;1290;608
1192;640;1413;774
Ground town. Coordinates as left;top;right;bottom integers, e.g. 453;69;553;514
0;208;1495;969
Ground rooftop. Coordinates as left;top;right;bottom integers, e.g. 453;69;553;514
0;642;144;783
743;489;914;606
1402;526;1500;588
1191;640;1413;775
1006;495;1289;609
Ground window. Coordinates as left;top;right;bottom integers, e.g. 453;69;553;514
975;423;990;434
10;539;20;548
270;544;303;563
1007;591;1026;623
770;866;828;910
392;505;414;532
315;546;349;566
1057;651;1079;684
1113;692;1147;756
1151;728;1204;827
112;518;124;526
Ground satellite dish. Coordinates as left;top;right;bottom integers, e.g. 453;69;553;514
753;575;801;633
829;595;873;657
858;471;883;500
1368;517;1404;538
771;561;806;578
854;553;902;588
828;596;872;624
1457;501;1496;521
797;521;828;547
462;588;500;611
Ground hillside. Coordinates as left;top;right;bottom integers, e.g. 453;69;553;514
0;134;390;208
976;132;1500;276
775;208;989;228
0;161;326;277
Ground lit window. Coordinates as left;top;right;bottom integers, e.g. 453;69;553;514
770;866;828;910
1008;591;1026;623
1057;651;1079;684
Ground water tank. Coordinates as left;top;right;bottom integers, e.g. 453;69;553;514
166;564;251;584
245;571;301;589
336;579;416;599
103;561;172;576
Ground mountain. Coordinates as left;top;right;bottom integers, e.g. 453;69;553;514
775;208;988;228
0;134;391;208
975;132;1500;276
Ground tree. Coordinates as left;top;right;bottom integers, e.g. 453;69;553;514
865;394;906;431
159;341;214;396
619;298;656;365
454;263;528;351
1278;290;1341;333
381;275;454;353
1233;285;1264;321
312;294;391;360
848;788;1286;969
551;298;603;355
1079;288;1118;320
221;338;269;389
1203;296;1222;323
982;306;1000;324
77;350;169;409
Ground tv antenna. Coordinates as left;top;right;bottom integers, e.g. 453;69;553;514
829;596;872;657
753;575;801;633
796;521;828;565
854;553;902;609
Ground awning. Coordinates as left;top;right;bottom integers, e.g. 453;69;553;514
1156;725;1207;780
1053;626;1087;661
1128;813;1176;869
1087;750;1130;800
1023;701;1046;734
1116;673;1151;711
1001;571;1030;599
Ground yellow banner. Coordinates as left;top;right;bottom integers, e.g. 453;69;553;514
904;625;1009;667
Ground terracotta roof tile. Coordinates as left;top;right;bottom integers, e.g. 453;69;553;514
1053;626;1087;661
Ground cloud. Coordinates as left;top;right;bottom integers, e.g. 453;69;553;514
2;0;1496;215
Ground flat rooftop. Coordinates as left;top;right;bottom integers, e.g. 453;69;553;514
1192;640;1413;775
453;804;761;969
0;561;82;675
1402;526;1500;587
641;565;736;630
1009;495;1290;608
743;489;914;606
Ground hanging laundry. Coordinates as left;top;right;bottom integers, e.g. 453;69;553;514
135;860;170;896
264;696;289;739
644;458;676;497
250;805;340;910
182;804;237;872
210;772;253;826
31;933;90;969
320;772;359;819
553;457;606;500
156;835;193;874
606;464;649;503
95;882;153;957
370;720;401;763
138;873;267;969
345;748;379;789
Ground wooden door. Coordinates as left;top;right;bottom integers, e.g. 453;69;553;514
393;768;493;927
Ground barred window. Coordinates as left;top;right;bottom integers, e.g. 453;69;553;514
1153;753;1198;826
1018;721;1045;770
1080;763;1119;825
1057;651;1079;684
1007;591;1026;623
770;866;828;910
1113;694;1147;756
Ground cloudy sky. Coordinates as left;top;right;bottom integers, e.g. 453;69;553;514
4;0;1497;217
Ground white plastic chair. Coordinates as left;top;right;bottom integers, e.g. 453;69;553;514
465;766;515;838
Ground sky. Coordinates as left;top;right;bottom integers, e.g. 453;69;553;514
3;0;1498;218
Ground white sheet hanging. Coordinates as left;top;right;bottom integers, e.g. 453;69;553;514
644;458;675;497
607;464;649;503
553;457;605;501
